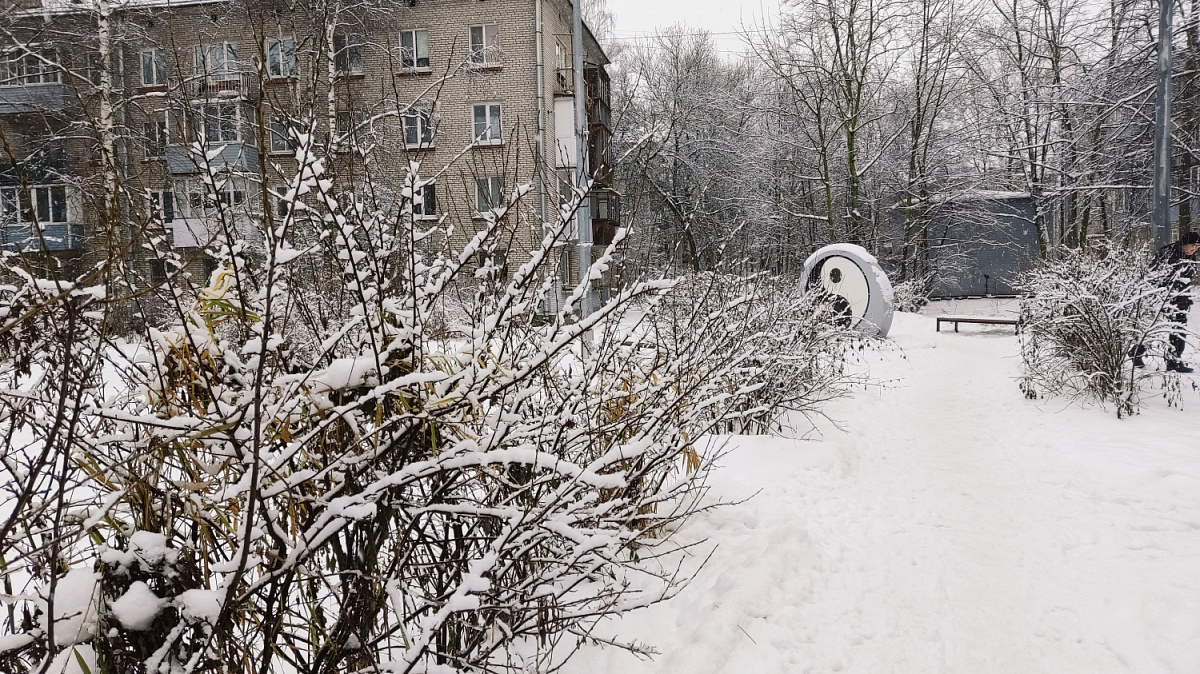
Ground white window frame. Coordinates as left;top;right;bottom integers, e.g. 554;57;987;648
199;101;242;144
472;103;502;146
0;185;71;224
0;47;60;87
174;175;252;219
334;34;363;75
141;48;167;86
144;115;168;158
403;109;433;149
335;110;371;150
414;182;437;219
400;29;430;71
149;189;175;223
194;42;239;80
269;117;294;153
555;41;567;70
556;168;575;208
266;37;297;78
476;248;508;280
468;24;501;66
475;176;504;215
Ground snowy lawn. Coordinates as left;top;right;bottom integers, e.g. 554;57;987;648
564;307;1200;673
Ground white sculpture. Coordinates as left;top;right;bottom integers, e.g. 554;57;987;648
803;243;895;338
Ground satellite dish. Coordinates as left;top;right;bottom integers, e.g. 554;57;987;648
803;244;894;337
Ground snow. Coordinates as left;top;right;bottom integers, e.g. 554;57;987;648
176;589;223;624
51;568;99;647
100;530;173;570
564;306;1200;673
0;633;35;654
47;645;96;674
110;581;166;631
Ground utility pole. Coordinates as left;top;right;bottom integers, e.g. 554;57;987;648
1153;0;1176;249
572;0;594;320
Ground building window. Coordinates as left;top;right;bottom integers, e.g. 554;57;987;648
335;110;369;149
557;168;578;210
141;48;167;86
468;24;500;66
554;41;571;93
87;52;103;86
400;29;430;70
476;176;504;214
472;103;502;145
194;42;239;79
175;176;249;218
267;38;297;77
1;48;60;86
414;182;436;218
149;258;168;284
144;117;168;158
592;190;619;224
0;185;68;223
274;189;291;219
201;102;240;143
334;34;363;75
149;189;174;222
403;110;433;148
270;117;294;153
476;249;508;281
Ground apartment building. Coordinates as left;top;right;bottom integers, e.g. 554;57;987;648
0;0;616;302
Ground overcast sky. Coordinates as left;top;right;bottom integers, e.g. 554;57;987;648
604;0;777;54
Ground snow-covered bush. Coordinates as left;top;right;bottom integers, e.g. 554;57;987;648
891;275;932;313
647;272;866;434
0;133;862;672
1017;245;1182;417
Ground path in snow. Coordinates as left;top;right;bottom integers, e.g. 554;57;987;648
566;306;1200;674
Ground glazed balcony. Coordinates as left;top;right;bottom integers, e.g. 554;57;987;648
1;222;84;252
0;83;74;115
164;143;260;175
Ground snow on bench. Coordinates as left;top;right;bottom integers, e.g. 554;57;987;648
935;315;1019;333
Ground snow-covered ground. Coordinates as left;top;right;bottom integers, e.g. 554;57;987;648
565;305;1200;673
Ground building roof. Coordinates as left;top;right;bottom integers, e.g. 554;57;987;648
9;0;228;19
581;19;610;67
931;190;1033;203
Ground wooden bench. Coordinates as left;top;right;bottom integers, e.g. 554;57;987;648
936;315;1019;333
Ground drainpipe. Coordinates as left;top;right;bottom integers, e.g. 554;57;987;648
535;0;547;228
571;0;592;319
1152;0;1175;250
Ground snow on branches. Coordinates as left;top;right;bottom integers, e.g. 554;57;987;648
1017;245;1186;417
0;131;862;672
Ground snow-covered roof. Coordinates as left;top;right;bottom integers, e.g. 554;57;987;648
931;190;1033;203
9;0;228;19
582;20;610;67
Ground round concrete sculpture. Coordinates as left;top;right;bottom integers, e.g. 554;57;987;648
802;243;894;338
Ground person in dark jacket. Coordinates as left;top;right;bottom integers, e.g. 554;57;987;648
1145;231;1199;372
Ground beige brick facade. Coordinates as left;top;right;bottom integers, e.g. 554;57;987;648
0;0;610;294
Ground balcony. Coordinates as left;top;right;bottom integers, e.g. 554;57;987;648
554;68;574;96
0;83;74;115
1;222;84;252
165;143;260;175
187;73;254;100
590;189;621;246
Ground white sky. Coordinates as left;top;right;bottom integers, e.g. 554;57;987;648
604;0;778;55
